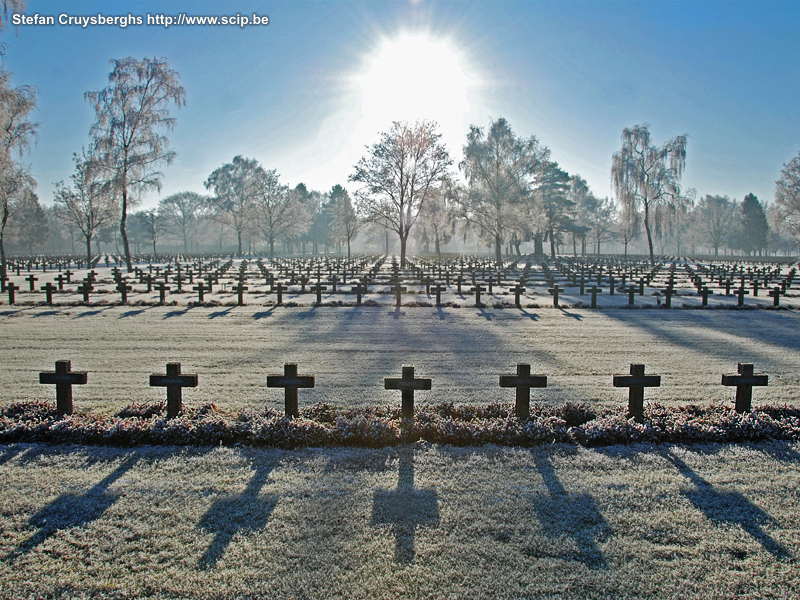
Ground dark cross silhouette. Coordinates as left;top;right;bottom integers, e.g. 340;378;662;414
430;283;447;307
721;363;768;413
735;284;749;307
267;363;315;417
768;286;782;307
6;281;19;304
39;359;88;416
116;280;133;304
510;283;525;308
41;282;57;305
371;448;439;564
149;362;198;418
193;282;208;303
25;273;38;291
625;285;636;306
385;365;431;419
231;281;248;306
77;280;93;302
548;283;564;308
587;284;602;308
663;450;791;560
662;286;676;308
5;454;140;563
310;282;327;305
529;453;609;569
390;280;407;307
613;363;661;419
197;460;278;569
699;286;713;307
470;283;486;306
274;281;288;305
499;363;548;420
154;281;171;305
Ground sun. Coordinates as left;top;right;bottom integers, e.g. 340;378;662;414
354;31;476;133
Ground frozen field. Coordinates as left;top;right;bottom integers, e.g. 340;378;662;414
3;304;800;414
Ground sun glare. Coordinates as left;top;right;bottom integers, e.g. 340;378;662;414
355;31;476;134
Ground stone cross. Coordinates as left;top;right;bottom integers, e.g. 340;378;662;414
662;286;676;308
390;280;407;307
154;281;171;305
699;287;713;307
310;282;327;305
77;280;93;303
267;363;315;418
509;283;525;308
275;282;288;305
6;281;19;304
548;284;564;308
626;285;636;306
470;283;486;306
150;362;198;418
39;359;88;416
25;273;38;291
721;363;768;413
613;363;661;419
430;283;446;307
768;287;781;307
231;281;248;306
735;284;749;307
587;284;602;308
499;363;548;420
41;282;57;305
193;282;208;303
116;280;132;304
385;365;431;419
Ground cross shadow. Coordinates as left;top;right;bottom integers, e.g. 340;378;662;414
434;306;450;321
753;441;800;463
371;447;439;565
558;308;583;321
0;310;21;316
253;306;277;320
209;307;234;319
5;452;140;562
388;307;406;319
663;449;791;560
30;310;60;318
164;306;194;319
518;307;539;321
0;444;24;467
296;305;320;319
73;309;109;318
529;452;609;569
197;459;278;569
476;306;493;321
120;309;146;318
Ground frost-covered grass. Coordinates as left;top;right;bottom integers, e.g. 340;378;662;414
0;441;798;599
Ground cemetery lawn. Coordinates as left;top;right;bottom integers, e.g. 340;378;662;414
0;441;797;599
2;305;800;414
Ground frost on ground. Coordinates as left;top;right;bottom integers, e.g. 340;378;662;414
0;441;797;599
2;305;800;415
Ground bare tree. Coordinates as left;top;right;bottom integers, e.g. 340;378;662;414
694;195;736;256
350;120;452;267
252;168;309;259
775;151;800;245
456;118;548;265
86;57;185;272
53;150;118;266
416;182;456;257
612;124;687;264
159;191;206;253
205;155;261;256
615;204;641;256
328;184;360;259
139;208;164;258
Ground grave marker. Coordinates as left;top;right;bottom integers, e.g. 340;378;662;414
385;365;431;419
150;362;198;418
721;363;768;413
499;363;548;420
613;363;661;419
267;363;315;418
39;359;87;416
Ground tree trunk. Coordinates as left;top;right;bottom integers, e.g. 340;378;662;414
120;184;133;273
86;233;92;268
269;237;274;259
549;227;556;259
400;232;408;267
347;238;351;260
237;229;243;257
494;233;502;267
643;202;655;265
0;203;7;279
152;238;157;259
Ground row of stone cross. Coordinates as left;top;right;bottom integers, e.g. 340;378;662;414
38;360;769;421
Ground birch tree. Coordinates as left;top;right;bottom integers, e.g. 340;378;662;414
350;120;451;267
252;168;309;259
86;57;185;272
0;69;37;277
611;124;687;264
205;155;260;256
329;184;360;259
159;191;206;253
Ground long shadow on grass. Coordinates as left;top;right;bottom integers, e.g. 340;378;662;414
529;452;610;569
197;458;278;569
663;449;791;560
5;452;140;562
372;447;439;565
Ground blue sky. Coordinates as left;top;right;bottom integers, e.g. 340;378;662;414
5;0;800;210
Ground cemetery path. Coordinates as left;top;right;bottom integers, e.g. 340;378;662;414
3;306;800;413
